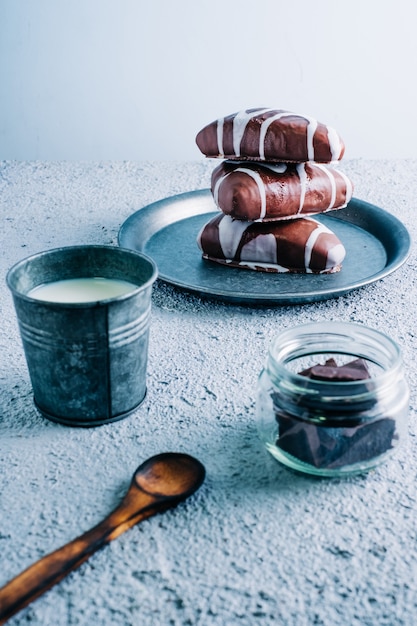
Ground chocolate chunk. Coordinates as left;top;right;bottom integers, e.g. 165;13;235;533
325;418;397;469
299;358;371;381
299;357;338;377
276;411;340;468
273;358;396;471
276;412;396;469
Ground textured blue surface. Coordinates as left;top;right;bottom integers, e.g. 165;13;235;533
1;160;416;626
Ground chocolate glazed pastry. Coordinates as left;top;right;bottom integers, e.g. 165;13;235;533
197;214;346;274
211;161;354;221
196;108;345;163
273;359;397;470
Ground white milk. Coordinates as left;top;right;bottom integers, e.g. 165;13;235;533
28;277;137;303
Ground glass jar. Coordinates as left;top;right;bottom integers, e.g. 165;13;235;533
256;322;409;477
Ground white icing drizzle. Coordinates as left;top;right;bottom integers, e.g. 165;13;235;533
258;111;291;160
258;112;319;161
315;164;337;209
258;163;287;174
296;163;308;214
213;171;231;206
304;116;318;161
229;160;287;175
240;233;277;264
216;118;224;156
304;221;345;271
325;243;346;269
234;167;267;219
304;221;332;269
218;215;250;259
232;108;276;156
326;125;343;161
238;260;290;273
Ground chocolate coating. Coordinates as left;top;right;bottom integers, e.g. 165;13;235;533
196;108;345;163
211;161;353;221
197;214;345;273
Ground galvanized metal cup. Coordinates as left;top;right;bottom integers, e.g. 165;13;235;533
6;245;158;427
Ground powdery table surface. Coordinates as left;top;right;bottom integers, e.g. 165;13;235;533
1;159;417;626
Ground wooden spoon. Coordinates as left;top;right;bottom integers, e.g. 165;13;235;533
0;452;205;624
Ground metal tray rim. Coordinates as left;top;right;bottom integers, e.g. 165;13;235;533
118;189;411;305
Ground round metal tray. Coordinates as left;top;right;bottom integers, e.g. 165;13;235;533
118;189;411;305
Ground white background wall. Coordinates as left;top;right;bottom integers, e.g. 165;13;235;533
1;0;416;161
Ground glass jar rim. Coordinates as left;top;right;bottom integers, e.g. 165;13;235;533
267;321;402;393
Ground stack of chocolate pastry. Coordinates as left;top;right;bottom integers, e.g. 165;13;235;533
195;108;353;274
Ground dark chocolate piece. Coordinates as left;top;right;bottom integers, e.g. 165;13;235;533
274;358;396;470
299;358;371;381
276;411;396;469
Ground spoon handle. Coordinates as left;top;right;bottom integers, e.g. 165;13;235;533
0;489;158;625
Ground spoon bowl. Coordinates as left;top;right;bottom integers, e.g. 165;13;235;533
135;452;205;497
0;452;205;625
